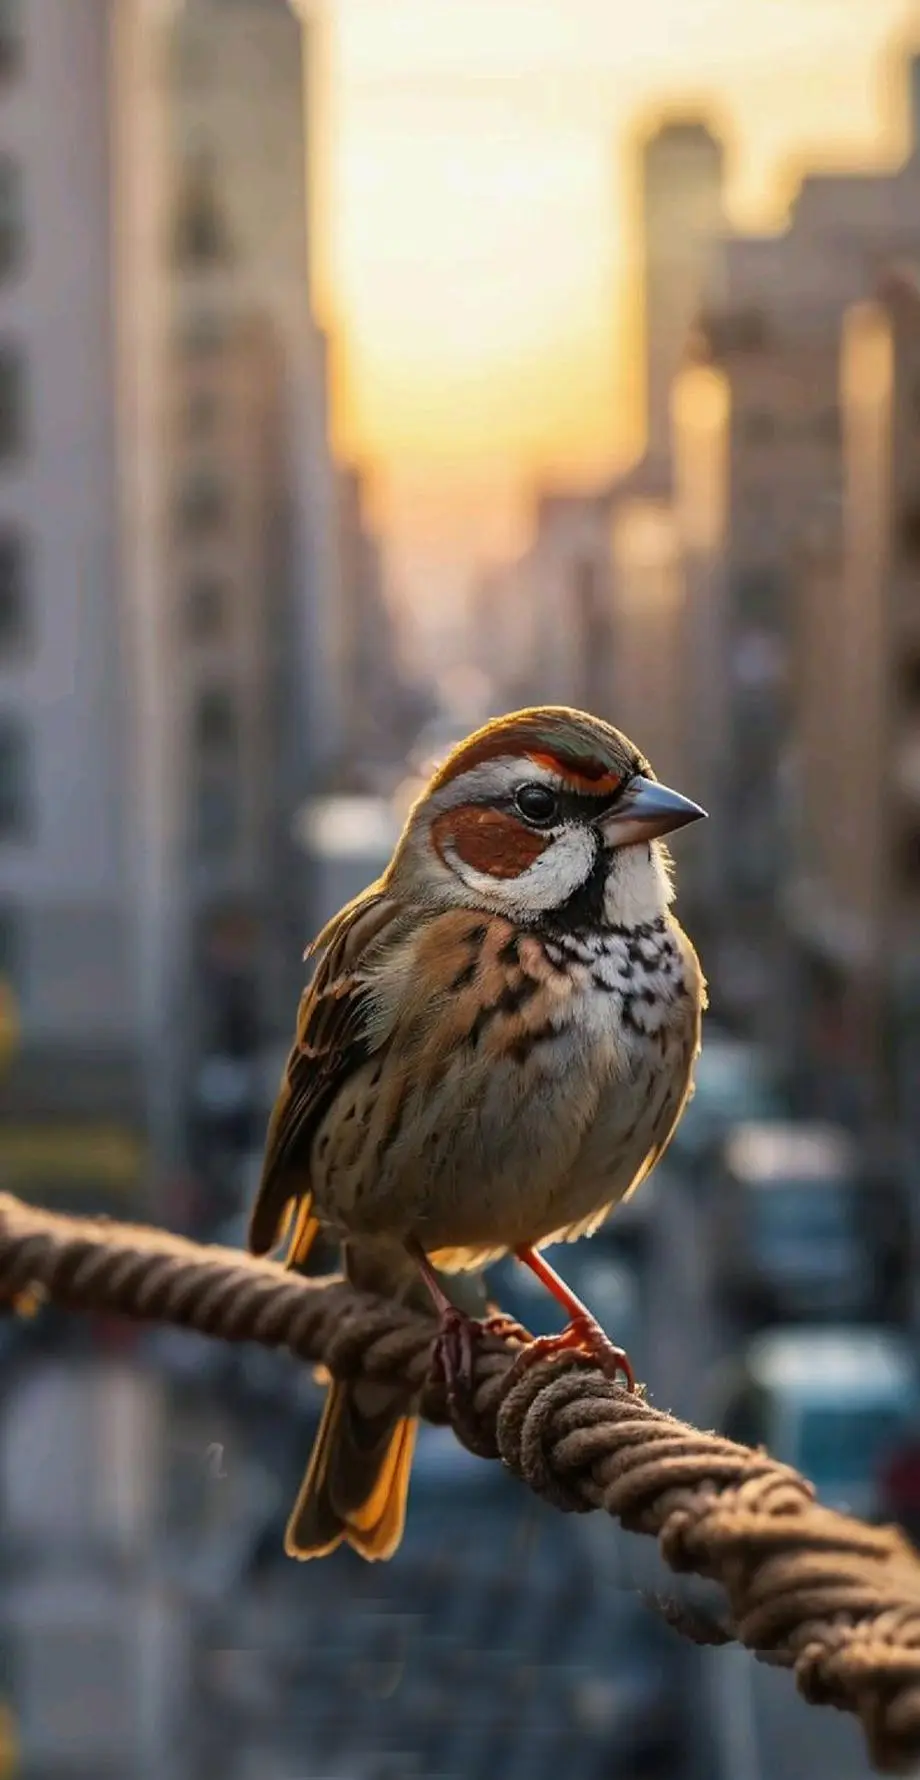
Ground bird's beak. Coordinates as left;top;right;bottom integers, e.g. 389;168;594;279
598;775;707;849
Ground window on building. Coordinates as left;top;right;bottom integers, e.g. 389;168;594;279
0;1;22;80
0;346;24;458
175;468;229;538
0;158;22;280
194;776;238;858
186;577;225;642
902;651;920;713
172;150;234;270
0;714;29;836
0;900;21;987
898;826;920;890
0;530;26;654
742;409;776;445
179;312;228;358
814;406;840;447
194;686;237;756
900;501;920;565
733;566;783;626
185;388;219;440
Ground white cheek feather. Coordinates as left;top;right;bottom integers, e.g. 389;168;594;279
604;842;674;927
448;825;597;917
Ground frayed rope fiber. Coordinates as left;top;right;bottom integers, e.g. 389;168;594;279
2;1191;920;1774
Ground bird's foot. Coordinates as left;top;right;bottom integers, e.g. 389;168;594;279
508;1312;635;1392
431;1307;531;1398
430;1307;531;1458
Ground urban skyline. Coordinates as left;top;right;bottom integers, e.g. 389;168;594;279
319;0;920;611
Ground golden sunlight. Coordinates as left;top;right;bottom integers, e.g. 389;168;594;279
319;0;916;551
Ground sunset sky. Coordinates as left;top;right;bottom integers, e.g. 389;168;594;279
312;0;919;614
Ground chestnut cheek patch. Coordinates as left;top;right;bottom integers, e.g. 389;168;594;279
431;807;551;879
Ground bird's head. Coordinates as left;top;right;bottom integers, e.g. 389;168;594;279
393;705;706;929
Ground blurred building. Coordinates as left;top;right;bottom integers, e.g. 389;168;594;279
168;0;346;786
335;462;409;782
638;115;726;466
0;0;168;1213
466;558;537;713
712;66;920;337
153;0;349;1216
788;267;920;1138
498;112;726;735
608;498;685;791
671;322;842;1023
166;307;302;1164
668;44;920;1034
509;489;614;714
0;0;342;1220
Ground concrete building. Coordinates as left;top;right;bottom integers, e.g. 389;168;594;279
467;554;545;715
670;317;844;1026
493;113;726;741
160;0;344;1210
166;308;301;1073
0;0;175;1210
638;116;726;466
608;498;685;790
0;0;340;1214
509;490;615;715
665;44;920;1030
787;267;920;1133
705;49;920;340
335;463;409;785
168;0;346;791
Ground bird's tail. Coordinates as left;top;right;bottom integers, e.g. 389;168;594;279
285;1235;428;1562
285;1376;417;1561
284;1237;492;1561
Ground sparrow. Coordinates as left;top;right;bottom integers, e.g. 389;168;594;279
248;705;707;1561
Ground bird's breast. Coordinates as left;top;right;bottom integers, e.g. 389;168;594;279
312;912;702;1257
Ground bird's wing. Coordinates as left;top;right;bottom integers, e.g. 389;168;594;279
247;886;404;1261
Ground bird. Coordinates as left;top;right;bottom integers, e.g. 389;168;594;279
248;705;707;1562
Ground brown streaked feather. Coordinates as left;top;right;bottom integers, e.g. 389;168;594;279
247;887;401;1258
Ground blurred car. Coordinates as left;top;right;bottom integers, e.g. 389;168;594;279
877;1432;920;1546
669;1025;783;1172
711;1120;872;1324
710;1325;919;1520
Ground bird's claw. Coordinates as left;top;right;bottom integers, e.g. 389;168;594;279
432;1306;477;1396
481;1309;533;1347
506;1313;636;1392
431;1307;531;1399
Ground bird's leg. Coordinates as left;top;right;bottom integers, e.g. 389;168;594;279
510;1245;635;1390
406;1240;530;1397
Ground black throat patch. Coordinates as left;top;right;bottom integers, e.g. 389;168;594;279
536;841;610;937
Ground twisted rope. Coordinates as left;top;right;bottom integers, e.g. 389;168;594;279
2;1193;920;1774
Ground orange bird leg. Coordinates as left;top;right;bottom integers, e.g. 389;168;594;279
407;1239;530;1399
511;1245;635;1391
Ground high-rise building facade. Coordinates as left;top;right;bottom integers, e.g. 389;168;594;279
0;0;341;1217
0;0;169;1208
638;116;726;466
788;267;920;1131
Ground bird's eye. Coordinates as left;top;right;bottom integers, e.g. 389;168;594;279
514;783;559;824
